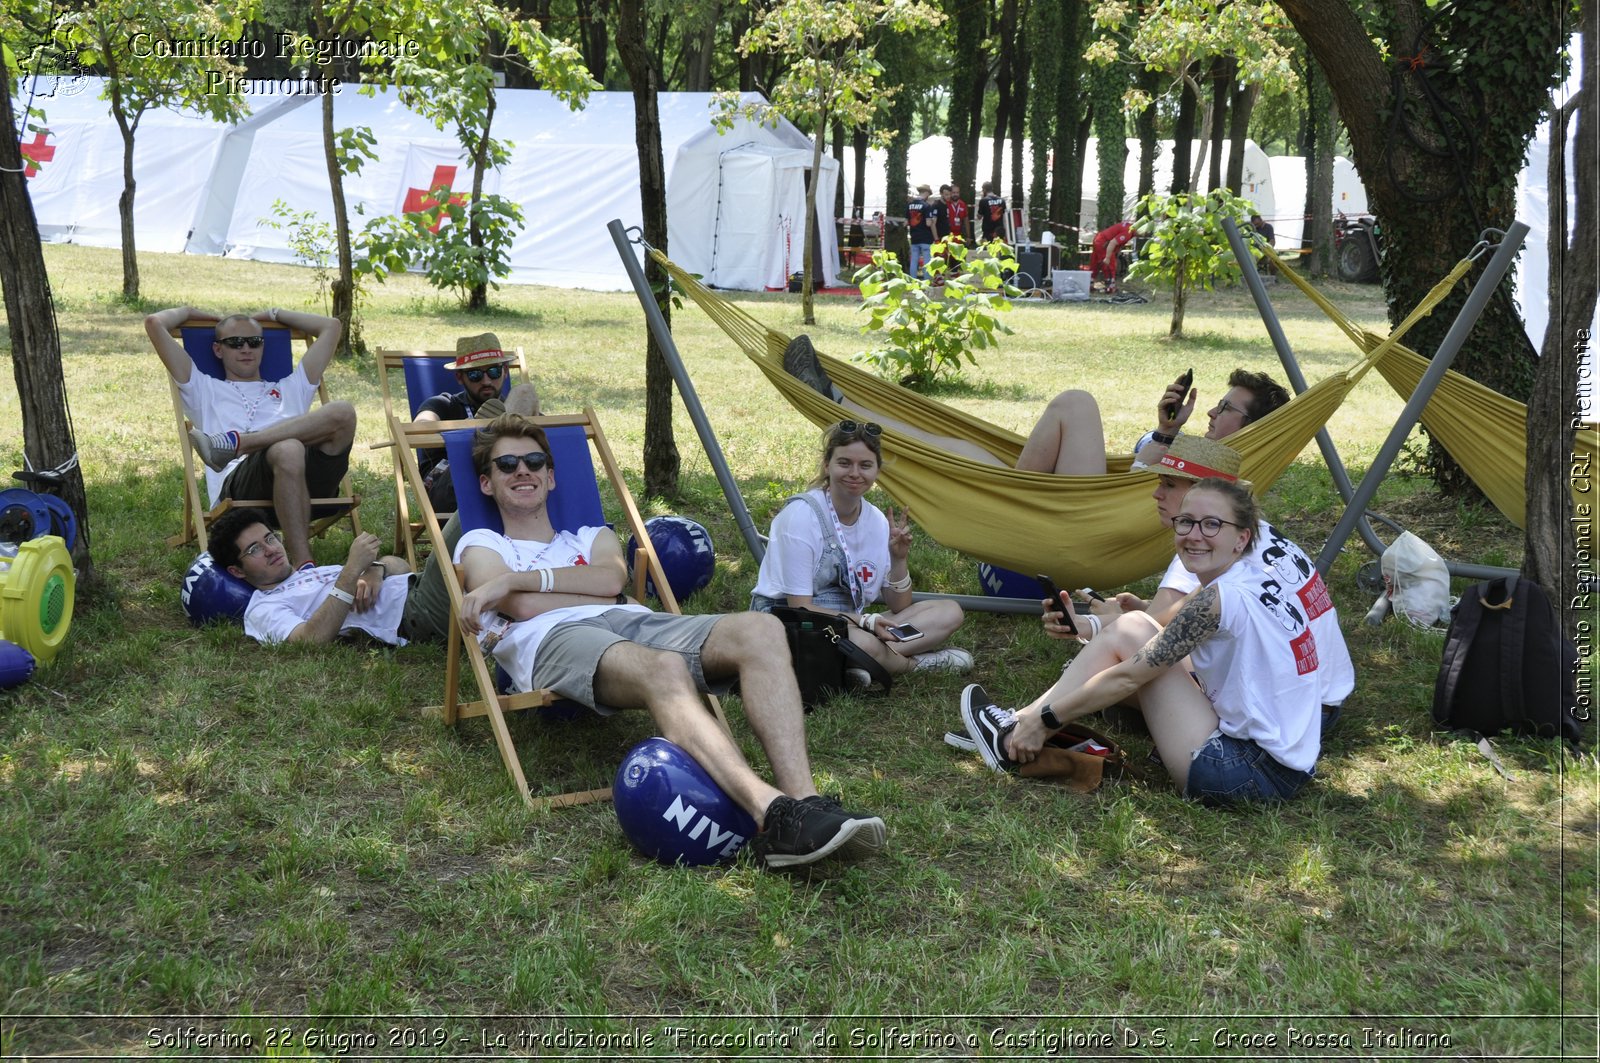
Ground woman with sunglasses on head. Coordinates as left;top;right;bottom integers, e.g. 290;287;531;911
961;478;1327;804
751;420;973;682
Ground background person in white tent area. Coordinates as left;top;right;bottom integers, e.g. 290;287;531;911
145;305;354;568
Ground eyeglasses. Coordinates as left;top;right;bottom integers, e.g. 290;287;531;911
1213;397;1245;417
242;530;282;558
491;451;551;474
216;335;265;349
464;365;505;383
1172;515;1246;538
835;420;882;438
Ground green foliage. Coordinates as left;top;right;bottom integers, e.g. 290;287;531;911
852;238;1018;389
354;188;526;306
257;200;339;312
1129;188;1257;338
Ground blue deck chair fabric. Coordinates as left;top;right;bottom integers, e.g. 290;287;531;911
180;324;296;381
401;357;510;418
440;424;605;536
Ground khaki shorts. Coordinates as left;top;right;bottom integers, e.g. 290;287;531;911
533;610;730;712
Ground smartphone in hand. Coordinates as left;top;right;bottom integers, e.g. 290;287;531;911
1165;367;1194;421
1036;574;1078;635
885;622;924;642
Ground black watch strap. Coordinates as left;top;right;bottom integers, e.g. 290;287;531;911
1039;703;1065;732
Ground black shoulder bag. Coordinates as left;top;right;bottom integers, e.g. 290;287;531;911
771;606;893;710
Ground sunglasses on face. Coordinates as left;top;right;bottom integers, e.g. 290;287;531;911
1172;515;1245;538
491;451;551;474
242;529;282;558
834;419;883;438
464;365;505;383
216;335;265;349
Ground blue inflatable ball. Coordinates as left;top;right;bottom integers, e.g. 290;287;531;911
0;638;35;689
181;551;255;625
978;562;1045;600
626;516;715;604
614;737;757;866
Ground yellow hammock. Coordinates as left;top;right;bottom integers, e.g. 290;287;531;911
1261;243;1599;529
653;248;1460;588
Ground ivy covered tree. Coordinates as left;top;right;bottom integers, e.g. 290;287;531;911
1276;0;1568;498
718;0;944;326
50;0;255;301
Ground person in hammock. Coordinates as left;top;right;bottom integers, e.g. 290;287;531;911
781;335;1288;475
750;419;974;683
961;477;1325;805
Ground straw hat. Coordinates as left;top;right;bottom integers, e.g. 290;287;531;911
916;183;932;194
445;332;514;371
1155;435;1244;483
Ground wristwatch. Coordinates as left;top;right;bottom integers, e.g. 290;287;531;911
1038;703;1065;732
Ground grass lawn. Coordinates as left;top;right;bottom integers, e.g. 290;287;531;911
0;243;1594;1059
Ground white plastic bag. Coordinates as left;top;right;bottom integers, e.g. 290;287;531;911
1380;531;1452;627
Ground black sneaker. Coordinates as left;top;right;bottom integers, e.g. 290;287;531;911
960;683;1017;773
782;335;842;401
752;794;885;868
800;794;886;858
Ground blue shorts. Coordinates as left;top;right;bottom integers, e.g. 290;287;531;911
1184;730;1314;806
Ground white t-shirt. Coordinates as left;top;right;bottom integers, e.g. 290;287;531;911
1188;561;1323;772
752;489;890;606
243;563;410;646
176;365;319;504
454;526;648;693
1159;519;1354;706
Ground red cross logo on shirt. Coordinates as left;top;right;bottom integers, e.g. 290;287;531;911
401;164;469;233
19;131;55;179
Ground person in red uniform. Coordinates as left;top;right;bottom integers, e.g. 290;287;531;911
1091;219;1136;291
947;182;969;244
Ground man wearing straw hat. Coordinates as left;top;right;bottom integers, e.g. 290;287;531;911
415;331;542;512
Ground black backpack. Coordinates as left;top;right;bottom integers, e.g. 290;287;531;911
1432;576;1585;746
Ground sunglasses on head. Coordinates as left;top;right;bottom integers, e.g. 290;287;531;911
464;365;505;383
835;419;882;438
491;451;550;474
216;335;265;349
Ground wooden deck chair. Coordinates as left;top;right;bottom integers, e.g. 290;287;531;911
391;408;730;809
167;320;361;551
374;346;529;567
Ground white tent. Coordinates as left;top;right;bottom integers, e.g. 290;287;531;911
193;88;838;291
16;75;305;254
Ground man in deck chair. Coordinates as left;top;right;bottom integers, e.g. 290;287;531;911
784;337;1290;475
145;305;354;568
209;507;446;646
413;331;542;512
1043;435;1354;734
456;415;887;870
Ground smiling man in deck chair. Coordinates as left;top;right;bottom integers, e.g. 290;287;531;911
145;305;354;568
456;415;887;870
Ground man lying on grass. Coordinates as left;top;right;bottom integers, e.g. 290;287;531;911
455;415;886;870
210;507;442;646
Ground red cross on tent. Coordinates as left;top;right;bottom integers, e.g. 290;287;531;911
19;131;55;179
402;164;469;233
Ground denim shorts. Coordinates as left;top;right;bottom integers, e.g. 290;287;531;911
1183;729;1314;806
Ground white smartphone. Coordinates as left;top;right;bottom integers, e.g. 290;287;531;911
886;623;925;642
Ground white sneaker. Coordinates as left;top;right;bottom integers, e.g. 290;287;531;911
912;647;974;674
845;667;873;691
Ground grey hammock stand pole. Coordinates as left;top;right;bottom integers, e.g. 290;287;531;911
1222;218;1393;566
1310;222;1527;577
608;218;1041;615
607;219;767;563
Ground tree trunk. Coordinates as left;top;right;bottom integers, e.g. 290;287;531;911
1048;0;1087;232
0;73;96;587
1524;0;1597;633
1171;71;1196;193
801;127;823;325
850;126;868;249
992;0;1020;194
1026;0;1064;236
945;0;988;198
618;0;680;498
1305;57;1337;276
1206;58;1232;192
1092;59;1128;232
1011;30;1031;207
466;84;496;312
831;118;846;224
1226;82;1258;195
1170;261;1187;339
100;47;141;302
683;0;719;91
315;4;361;358
881;34;915;265
1281;0;1565;499
1136;65;1159;204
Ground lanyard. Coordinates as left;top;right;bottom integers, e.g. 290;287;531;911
821;490;866;613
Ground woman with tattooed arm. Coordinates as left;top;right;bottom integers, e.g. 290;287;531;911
959;478;1324;804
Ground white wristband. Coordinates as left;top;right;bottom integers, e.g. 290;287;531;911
885;573;912;592
537;567;553;593
1081;613;1101;639
862;612;879;631
328;586;355;606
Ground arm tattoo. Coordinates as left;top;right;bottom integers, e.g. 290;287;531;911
1131;587;1221;670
